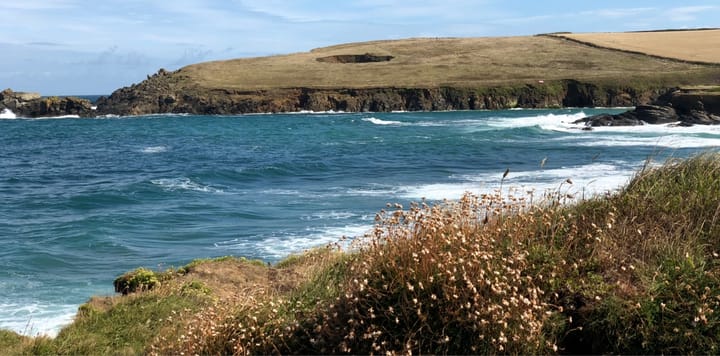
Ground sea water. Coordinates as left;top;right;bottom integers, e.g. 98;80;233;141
1;109;719;335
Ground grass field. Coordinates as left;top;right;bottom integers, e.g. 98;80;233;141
179;31;720;91
554;29;720;64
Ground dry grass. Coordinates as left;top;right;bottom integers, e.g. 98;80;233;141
178;34;718;90
555;29;720;64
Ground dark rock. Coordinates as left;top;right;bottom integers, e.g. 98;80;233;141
1;88;93;118
631;105;679;124
679;110;720;125
574;113;643;127
576;91;720;127
18;96;93;117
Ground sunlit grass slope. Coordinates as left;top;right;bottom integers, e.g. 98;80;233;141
555;29;720;64
177;31;719;91
5;152;720;354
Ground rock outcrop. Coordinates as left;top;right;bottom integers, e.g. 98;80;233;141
95;70;673;116
1;88;94;118
575;89;720;127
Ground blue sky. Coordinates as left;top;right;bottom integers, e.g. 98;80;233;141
1;0;717;95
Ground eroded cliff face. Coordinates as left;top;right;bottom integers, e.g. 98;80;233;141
95;70;673;116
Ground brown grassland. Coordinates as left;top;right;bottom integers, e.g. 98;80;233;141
555;29;720;64
180;30;720;91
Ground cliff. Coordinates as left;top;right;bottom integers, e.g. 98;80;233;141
95;74;674;115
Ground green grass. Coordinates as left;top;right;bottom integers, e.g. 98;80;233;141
177;255;265;274
5;152;720;354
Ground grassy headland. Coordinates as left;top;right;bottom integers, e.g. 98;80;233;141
183;33;720;90
5;152;720;354
96;30;720;115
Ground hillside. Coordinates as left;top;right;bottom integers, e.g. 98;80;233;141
96;30;720;115
179;34;714;89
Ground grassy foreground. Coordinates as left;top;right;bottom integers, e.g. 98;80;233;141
4;153;720;354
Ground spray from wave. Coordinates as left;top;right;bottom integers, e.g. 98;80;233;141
0;108;17;119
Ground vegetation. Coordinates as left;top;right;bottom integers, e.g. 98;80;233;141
179;32;720;91
3;152;720;354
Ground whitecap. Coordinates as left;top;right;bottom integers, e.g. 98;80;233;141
483;112;589;131
346;184;399;197
574;134;720;149
213;224;371;260
301;210;357;221
398;162;637;201
287;110;345;115
140;146;169;154
362;117;404;125
150;177;223;193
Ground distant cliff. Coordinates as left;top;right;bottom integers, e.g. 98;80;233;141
96;70;672;115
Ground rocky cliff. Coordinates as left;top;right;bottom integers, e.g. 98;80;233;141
1;88;94;118
95;70;672;115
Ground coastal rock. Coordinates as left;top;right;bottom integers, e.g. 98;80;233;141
576;90;720;127
574;105;678;127
18;96;94;117
574;113;643;127
1;88;94;118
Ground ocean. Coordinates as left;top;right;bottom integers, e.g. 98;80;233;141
1;108;719;336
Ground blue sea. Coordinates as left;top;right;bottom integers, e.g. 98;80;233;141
1;108;719;336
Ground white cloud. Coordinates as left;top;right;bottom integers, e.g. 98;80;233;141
666;5;718;22
582;7;655;19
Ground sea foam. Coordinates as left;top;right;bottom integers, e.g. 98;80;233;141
213;224;371;260
399;161;636;201
141;146;169;153
362;117;404;125
486;112;589;130
0;108;17;119
151;177;224;193
0;302;77;337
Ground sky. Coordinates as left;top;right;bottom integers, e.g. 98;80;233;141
1;0;718;95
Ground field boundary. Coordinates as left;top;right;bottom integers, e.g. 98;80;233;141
541;33;720;67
